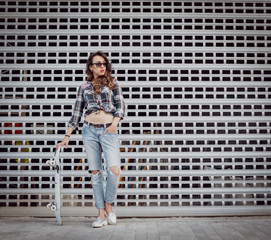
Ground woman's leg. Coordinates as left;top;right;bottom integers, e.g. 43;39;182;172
82;125;105;212
89;170;105;212
104;166;120;215
99;130;121;214
105;166;120;207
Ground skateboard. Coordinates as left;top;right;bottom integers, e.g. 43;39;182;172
46;147;63;225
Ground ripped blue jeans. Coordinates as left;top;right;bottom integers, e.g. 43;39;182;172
82;123;121;209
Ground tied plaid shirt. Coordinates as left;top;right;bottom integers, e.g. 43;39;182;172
68;78;125;131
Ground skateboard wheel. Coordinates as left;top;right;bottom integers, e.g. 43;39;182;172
46;160;56;166
47;203;52;208
51;205;57;211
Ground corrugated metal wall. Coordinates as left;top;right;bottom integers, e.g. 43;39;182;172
0;0;271;217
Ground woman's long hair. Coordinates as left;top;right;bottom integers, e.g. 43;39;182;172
86;51;114;94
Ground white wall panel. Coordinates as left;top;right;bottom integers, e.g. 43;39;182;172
0;0;271;217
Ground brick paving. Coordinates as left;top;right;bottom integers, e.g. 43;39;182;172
0;216;270;240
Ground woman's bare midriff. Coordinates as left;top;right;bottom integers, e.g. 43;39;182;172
85;110;114;124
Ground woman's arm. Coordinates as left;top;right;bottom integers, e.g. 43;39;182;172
112;79;125;120
56;127;74;149
67;85;85;131
56;85;84;149
103;79;125;135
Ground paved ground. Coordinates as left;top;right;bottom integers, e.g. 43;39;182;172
0;216;270;240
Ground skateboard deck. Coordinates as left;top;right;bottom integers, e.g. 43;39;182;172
46;147;62;225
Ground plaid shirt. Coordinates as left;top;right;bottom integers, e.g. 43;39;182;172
68;78;125;130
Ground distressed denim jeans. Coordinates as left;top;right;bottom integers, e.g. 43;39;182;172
82;123;121;209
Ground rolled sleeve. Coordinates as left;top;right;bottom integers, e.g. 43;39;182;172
68;86;85;131
113;80;125;120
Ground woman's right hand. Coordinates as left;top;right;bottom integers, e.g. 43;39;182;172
56;136;70;149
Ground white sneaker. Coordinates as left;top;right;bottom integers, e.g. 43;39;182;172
92;217;108;228
107;212;117;225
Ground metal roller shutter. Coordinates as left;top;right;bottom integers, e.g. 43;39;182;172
0;0;271;217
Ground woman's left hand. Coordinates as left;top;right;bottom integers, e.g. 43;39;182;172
103;124;117;135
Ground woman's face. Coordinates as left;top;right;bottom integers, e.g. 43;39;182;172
89;55;107;78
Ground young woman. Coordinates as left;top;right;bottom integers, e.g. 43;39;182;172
56;51;125;228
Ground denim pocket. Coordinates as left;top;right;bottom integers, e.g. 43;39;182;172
82;124;88;135
106;130;117;136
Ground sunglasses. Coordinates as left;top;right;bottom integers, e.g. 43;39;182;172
92;62;108;68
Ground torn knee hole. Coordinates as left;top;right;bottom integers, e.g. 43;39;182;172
90;170;101;185
90;170;99;175
109;166;120;176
